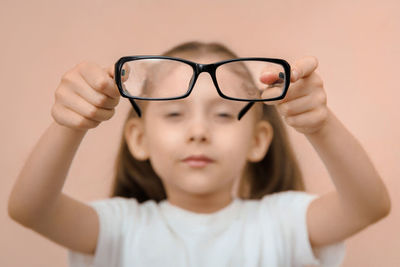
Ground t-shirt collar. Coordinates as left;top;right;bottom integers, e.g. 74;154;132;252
159;197;242;234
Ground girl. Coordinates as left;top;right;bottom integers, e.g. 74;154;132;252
8;41;391;267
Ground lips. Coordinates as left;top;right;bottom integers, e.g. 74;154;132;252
183;155;214;162
182;155;214;167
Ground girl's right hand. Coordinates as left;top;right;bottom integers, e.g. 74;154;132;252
51;61;121;131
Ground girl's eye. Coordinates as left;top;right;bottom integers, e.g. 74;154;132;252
166;112;181;117
217;113;233;118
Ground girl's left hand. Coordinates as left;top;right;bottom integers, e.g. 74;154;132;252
259;56;330;135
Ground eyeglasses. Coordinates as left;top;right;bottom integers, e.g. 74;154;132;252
114;56;291;120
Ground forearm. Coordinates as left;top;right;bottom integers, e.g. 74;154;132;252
305;108;391;221
8;121;87;226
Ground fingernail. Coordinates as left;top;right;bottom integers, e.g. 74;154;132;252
262;71;271;77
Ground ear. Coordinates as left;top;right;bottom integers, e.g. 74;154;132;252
246;120;273;162
124;117;149;161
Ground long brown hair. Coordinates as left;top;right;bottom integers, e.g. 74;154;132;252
110;41;305;202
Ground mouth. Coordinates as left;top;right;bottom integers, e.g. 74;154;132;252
182;155;214;167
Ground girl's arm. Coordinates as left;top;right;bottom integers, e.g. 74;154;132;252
8;61;120;254
8;122;100;254
305;108;391;247
8;122;86;225
261;56;391;249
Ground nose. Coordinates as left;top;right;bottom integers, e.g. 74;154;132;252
186;111;211;143
185;73;215;143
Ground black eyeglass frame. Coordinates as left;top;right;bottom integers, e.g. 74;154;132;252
114;56;291;120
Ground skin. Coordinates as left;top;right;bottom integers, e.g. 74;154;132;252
261;56;391;249
125;54;391;252
8;55;390;257
124;54;273;213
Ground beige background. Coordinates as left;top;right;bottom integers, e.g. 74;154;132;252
1;0;399;266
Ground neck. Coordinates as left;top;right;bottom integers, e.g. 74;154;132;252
166;189;235;214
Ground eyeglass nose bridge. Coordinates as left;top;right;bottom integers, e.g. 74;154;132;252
196;63;216;73
189;63;219;93
189;62;255;121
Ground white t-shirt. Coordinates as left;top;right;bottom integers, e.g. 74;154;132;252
68;190;345;267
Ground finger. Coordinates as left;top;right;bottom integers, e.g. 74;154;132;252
71;75;120;110
281;79;314;103
53;103;100;130
263;79;311;105
260;86;284;102
285;107;328;128
276;93;318;117
284;71;325;104
259;63;285;85
105;63;131;81
120;63;131;82
107;63;130;100
104;64;125;98
109;63;131;82
78;61;120;99
291;56;319;82
259;71;287;106
259;72;286;89
106;64;115;79
59;89;115;122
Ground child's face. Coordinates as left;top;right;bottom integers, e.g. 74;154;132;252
125;54;273;200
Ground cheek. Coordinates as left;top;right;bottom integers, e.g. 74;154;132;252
146;128;182;181
146;123;183;158
215;127;254;160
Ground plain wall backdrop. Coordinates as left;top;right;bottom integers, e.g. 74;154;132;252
1;0;399;266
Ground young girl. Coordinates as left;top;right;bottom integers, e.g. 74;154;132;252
8;41;391;267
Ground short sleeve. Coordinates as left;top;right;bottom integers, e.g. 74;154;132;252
67;196;139;267
261;190;346;267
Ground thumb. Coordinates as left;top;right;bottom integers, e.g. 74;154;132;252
102;65;121;99
106;64;115;79
107;63;130;82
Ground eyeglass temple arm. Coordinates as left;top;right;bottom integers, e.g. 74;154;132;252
128;98;254;121
238;102;254;120
129;98;142;117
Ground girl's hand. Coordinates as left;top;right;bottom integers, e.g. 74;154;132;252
51;61;122;131
260;56;329;135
